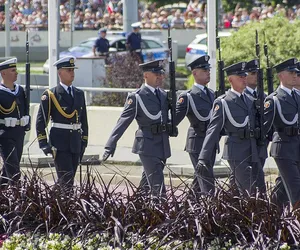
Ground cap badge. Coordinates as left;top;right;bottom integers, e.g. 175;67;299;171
205;55;208;61
158;61;163;67
70;58;74;64
242;62;246;70
294;58;297;64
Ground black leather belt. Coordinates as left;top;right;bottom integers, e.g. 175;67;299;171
191;124;207;136
228;128;260;139
140;123;168;134
277;127;300;136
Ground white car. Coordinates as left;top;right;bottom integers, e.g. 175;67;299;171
185;31;232;67
43;35;168;73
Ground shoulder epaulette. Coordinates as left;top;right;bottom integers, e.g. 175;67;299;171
217;94;226;100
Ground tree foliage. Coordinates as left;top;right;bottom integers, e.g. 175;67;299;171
221;16;300;88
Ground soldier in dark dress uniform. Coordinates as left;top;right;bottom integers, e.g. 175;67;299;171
102;59;170;196
175;55;215;193
36;56;88;190
198;62;266;194
244;59;268;168
264;58;300;207
0;58;30;185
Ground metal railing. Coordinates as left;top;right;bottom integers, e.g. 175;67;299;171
25;85;184;105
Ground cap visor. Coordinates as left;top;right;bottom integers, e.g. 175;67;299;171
247;69;258;73
61;66;78;69
237;72;248;76
287;68;300;72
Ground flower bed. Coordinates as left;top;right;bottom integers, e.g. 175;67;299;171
0;170;299;249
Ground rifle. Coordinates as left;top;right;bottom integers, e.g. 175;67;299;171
255;30;265;146
25;30;31;131
167;25;178;137
263;31;273;95
216;35;225;97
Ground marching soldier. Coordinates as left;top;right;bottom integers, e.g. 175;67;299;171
264;58;300;207
244;59;268;167
126;22;143;63
102;59;170;196
198;62;266;194
0;58;30;185
93;28;110;57
36;56;88;190
175;55;215;193
272;60;300;208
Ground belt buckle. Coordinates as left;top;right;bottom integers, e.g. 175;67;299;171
72;124;76;130
161;124;166;132
249;130;255;138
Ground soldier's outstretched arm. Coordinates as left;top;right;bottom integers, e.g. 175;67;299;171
36;91;52;155
263;97;275;134
103;93;137;160
198;99;224;166
175;92;188;126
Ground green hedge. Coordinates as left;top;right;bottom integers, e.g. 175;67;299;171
222;16;300;89
186;17;300;91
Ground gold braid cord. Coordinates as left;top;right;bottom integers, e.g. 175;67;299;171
0;101;16;115
47;90;78;123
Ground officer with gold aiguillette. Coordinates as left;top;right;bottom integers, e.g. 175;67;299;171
36;56;88;189
0;58;30;185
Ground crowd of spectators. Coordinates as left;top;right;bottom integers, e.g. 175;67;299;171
0;0;300;32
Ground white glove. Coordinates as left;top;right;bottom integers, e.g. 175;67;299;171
20;117;26;126
24;115;30;125
20;116;30;126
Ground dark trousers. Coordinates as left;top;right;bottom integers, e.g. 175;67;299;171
190;152;215;194
271;175;290;208
227;160;266;194
54;150;79;189
274;159;300;206
0;137;24;185
229;157;267;192
131;51;144;63
138;155;166;196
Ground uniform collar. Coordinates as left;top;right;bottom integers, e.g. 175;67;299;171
246;86;256;94
60;82;73;93
280;84;292;96
0;83;19;95
293;87;300;96
145;83;156;94
193;83;205;91
230;88;242;97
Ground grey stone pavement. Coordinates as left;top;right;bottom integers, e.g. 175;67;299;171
21;141;280;188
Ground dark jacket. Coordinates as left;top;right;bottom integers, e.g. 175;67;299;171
36;84;88;153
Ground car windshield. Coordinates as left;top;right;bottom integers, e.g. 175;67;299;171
69;46;91;52
143;39;163;49
191;37;206;45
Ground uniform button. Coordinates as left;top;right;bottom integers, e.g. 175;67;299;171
70;130;72;132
